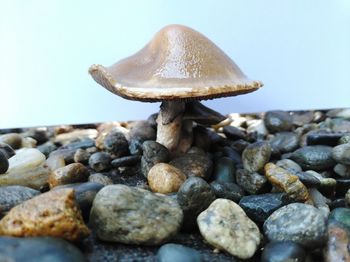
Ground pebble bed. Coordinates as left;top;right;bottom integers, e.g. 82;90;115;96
0;108;350;262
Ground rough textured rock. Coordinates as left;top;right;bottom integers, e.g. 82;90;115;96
103;130;129;157
48;163;90;188
236;169;269;194
89;152;111;172
90;185;183;245
263;203;327;247
156;243;203;262
197;199;261;259
141;141;170;177
290;145;335;170
0;188;90;241
147;163;186;194
242;141;271;172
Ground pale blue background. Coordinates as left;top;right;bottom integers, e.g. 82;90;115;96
1;0;349;128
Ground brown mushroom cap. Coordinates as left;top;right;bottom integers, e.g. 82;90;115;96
89;24;262;102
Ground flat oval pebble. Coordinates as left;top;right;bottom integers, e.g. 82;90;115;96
177;177;216;231
48;163;90;188
264;110;293;133
90;184;183;245
89;152;111;172
0;188;90;241
156;243;203;262
212;157;235;183
222;125;246;140
269;132;300;154
242;141;271;173
210;181;245;202
263;203;327;247
236;169;269;194
332;143;350;165
148;163;186;194
290;145;335;170
261;241;306;262
306;131;344;146
275;159;302;174
197;199;261;259
0;236;86;262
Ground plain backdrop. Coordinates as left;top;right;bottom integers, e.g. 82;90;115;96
0;0;349;128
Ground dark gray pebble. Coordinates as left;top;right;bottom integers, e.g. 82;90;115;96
156;243;203;262
0;151;9;174
210;181;244;203
141;141;170;177
261;241;306;262
236;169;269;195
111;155;141;168
212;157;236;183
222;126;246;140
290;145;335;170
264;110;293;133
89;152;111;172
104;131;129;157
269;132;299;154
306;131;345;146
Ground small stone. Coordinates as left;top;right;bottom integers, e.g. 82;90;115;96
111;155;141;168
59;138;95;151
290;145;335;170
264;110;293;133
90;185;183;245
0;237;86;262
156;243;203;262
0;151;9;174
263;203;327;247
48;163;90;188
309;188;330;218
129;120;156;141
8;148;46;173
46;155;65;171
275;159;302;174
306;131;344;146
220;146;242;167
0;133;22;149
177;177;216;231
0;185;40;216
291;110;314;126
264;163;309;202
335;178;350;196
0;142;15;159
261;241;306;262
246;119;268;137
88;173;113;186
170;153;213;180
89;152;111;172
236;169;269;194
294;171;321;187
104;130;129;157
242;141;271;172
269;132;299;154
73;148;91;164
21;137;37;148
239;193;289;224
332;143;350;165
147;163;186;194
222;126;246;140
128;138;143;155
141;141;170;177
212;157;235;183
0;188;90;241
197;199;261;259
210;181;245;202
334;163;350;178
49;148;76;164
37;141;57;156
53;129;97;145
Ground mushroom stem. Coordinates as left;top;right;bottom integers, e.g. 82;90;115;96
156;101;186;152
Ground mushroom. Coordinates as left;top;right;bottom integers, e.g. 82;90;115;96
89;24;262;153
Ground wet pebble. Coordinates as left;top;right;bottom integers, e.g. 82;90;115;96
236;169;269;194
156;243;203;262
48;163;90;188
141;140;170;177
306;131;344;146
197;199;261;259
263;203;327;247
89;152;111;172
290;145;335;170
264;110;293;133
261;241;306;262
269;132;299;154
210;181;244;202
242;141;271;172
275;159;302;174
222;125;246;140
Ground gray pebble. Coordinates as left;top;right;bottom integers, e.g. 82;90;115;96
89;152;111;172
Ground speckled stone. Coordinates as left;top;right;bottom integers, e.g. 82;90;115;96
156;243;203;262
239;193;289;224
269;132;300;154
89;152;111;172
261;241;306;262
332;143;350;165
264;163;309;202
48;163;90;188
290;145;335;170
212;157;236;183
88;173;113;185
0;188;90;241
242;141;271;172
236;169;269;194
0;237;87;262
210;181;244;203
197;199;261;259
148;163;186;194
103;130;129;157
141;141;170;177
177;177;216;231
90;185;183;245
263;203;327;247
170;153;213;180
264;110;293;133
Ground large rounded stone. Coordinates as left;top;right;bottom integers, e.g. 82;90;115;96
197;199;261;259
90;185;183;245
290;145;335;170
263;203;327;247
147;163;186;194
242;141;271;173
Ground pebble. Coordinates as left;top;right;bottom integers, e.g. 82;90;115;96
49;148;77;164
103;130;130;157
46;154;66;171
129;120;156;142
263;203;327;247
275;158;302;174
242;141;271;173
247;119;268;137
141;140;170;177
156;243;203;262
294;171;321;187
291;110;314;126
339;134;350;144
239;193;288;224
0;185;40;216
210;181;245;202
48;163;90;188
89;152;111;172
0;188;90;241
309;188;330;218
222;126;246;140
177;177;216;231
264;163;309;202
333;163;350;178
21;136;37;148
128;137;143;155
59;138;95;151
170;153;213;180
212;157;235;183
332;143;350;165
90;184;183;245
346;189;350;206
88;173;113;185
147;163;186;194
264;110;293;133
306;131;344;146
0;151;9;173
269;132;299;154
37;141;57;156
0;237;86;262
197;199;261;259
111;155;141;168
325;208;350;262
261;241;306;262
53;129;97;145
7;148;45;173
220;146;242;167
290;145;335;170
0;133;22;149
73;148;91;164
327;108;350;119
236;169;269;194
0;142;15;159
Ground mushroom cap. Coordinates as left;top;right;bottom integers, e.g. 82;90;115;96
89;24;262;102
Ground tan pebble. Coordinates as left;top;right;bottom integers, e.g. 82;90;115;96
48;163;90;188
